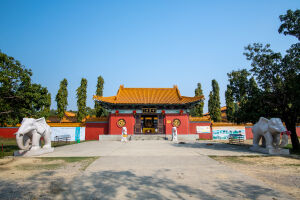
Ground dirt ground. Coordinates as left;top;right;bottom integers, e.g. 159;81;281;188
0;140;299;199
211;155;300;199
0;157;97;200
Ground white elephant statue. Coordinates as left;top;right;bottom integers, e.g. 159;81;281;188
14;117;54;156
251;117;290;154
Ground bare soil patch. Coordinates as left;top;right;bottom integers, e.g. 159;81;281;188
0;156;98;199
211;155;300;199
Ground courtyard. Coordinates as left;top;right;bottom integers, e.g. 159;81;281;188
0;140;299;200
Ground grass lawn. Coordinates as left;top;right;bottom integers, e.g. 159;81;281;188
0;137;86;158
285;144;300;155
40;157;99;170
14;157;99;171
0;137;19;158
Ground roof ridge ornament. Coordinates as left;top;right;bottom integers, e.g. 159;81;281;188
173;85;182;100
115;85;124;101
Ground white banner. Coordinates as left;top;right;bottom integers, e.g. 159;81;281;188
212;126;246;140
51;127;85;141
196;126;211;133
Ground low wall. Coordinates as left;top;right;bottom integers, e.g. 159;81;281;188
85;122;109;140
165;114;189;135
189;121;212;140
0;127;86;141
1;125;300;141
245;127;253;139
0;127;18;138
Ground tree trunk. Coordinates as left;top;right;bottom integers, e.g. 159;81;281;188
285;120;300;151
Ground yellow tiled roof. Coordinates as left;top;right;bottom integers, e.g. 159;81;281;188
94;85;203;105
189;116;211;121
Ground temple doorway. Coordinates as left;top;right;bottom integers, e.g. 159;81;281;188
134;114;164;134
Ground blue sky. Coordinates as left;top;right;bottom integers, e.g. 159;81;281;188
1;0;299;112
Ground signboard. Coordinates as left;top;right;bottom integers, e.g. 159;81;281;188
142;108;157;113
212;126;246;140
51;127;85;141
196;126;210;133
75;127;80;143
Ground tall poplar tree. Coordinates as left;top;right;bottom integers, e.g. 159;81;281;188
225;86;235;122
208;79;221;122
55;79;68;121
95;76;107;117
44;93;51;118
77;78;88;122
191;83;204;117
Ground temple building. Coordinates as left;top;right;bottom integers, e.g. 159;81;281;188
93;85;204;135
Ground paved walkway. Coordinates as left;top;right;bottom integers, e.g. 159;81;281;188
42;140;263;157
41;141;293;200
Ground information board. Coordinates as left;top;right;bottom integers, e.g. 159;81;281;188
196;126;211;133
212;126;246;140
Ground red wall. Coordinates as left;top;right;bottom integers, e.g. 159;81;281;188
85;122;108;140
189;122;212;139
109;114;135;135
245;127;253;139
297;127;300;137
165;114;189;135
0;128;18;138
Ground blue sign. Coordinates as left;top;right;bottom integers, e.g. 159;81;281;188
75;127;80;143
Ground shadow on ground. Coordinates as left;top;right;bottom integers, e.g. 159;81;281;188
172;142;256;154
0;170;284;200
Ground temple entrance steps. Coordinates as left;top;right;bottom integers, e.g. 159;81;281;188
98;134;198;141
130;134;170;141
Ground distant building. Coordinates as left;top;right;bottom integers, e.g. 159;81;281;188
203;106;228;122
47;111;78;123
93;85;204;135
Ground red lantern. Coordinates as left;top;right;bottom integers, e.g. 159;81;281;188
133;110;136;115
162;110;165;115
115;110;119;115
180;110;183;115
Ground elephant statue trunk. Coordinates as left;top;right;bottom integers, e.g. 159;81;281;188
14;124;35;150
15;132;31;150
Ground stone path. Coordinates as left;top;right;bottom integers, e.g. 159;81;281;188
41;141;293;199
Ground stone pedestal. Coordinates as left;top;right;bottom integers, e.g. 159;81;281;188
250;146;290;155
14;148;54;157
268;148;290;155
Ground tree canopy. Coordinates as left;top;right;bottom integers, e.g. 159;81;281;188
95;76;107;117
225;85;235;122
76;78;88;122
0;51;51;126
208;79;221;122
226;69;262;124
55;79;68;121
191;83;204;117
227;9;300;150
278;9;300;40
